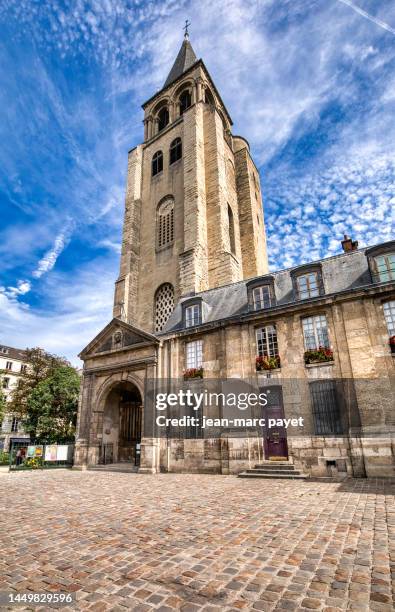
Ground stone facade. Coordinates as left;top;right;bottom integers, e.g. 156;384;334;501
0;345;29;451
76;37;394;479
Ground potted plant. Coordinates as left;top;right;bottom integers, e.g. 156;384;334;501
390;336;395;354
183;367;204;380
304;346;334;365
256;355;281;371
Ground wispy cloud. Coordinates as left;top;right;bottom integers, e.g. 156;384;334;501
0;0;394;359
337;0;395;36
32;225;73;279
1;280;32;299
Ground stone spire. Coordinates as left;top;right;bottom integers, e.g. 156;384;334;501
163;29;197;88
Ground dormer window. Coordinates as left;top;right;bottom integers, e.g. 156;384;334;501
152;151;163;176
291;265;324;300
185;304;201;328
366;241;395;283
297;272;319;299
179;90;191;115
169;138;182;165
247;276;276;311
182;298;204;328
158;107;169;131
252;285;272;310
373;253;395;282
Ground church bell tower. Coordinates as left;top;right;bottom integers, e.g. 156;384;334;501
113;30;269;334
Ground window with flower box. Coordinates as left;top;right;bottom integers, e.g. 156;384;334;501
184;340;203;378
383;300;395;353
255;325;280;370
302;315;333;364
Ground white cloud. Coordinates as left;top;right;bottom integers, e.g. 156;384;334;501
32;228;72;279
0;260;115;365
1;279;32;299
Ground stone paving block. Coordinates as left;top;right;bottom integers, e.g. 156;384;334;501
0;472;393;611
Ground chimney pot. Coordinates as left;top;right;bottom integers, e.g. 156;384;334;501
341;234;358;253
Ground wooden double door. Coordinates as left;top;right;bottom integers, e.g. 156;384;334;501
118;400;142;465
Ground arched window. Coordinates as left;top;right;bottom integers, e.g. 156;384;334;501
228;204;236;255
179;90;191;115
155;283;175;332
152;151;163;176
169;138;182;165
158;107;169;131
157;197;174;248
204;88;215;105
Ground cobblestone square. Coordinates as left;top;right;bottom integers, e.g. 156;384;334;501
0;471;394;611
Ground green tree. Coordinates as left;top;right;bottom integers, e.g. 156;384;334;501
9;348;69;417
9;348;80;441
0;374;7;427
25;366;80;442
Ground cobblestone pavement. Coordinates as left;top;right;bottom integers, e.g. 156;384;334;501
0;472;394;611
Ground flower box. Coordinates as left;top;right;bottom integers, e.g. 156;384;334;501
183;367;204;380
304;346;334;365
256;355;281;371
390;336;395;354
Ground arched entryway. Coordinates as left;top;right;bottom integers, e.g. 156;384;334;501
101;381;142;465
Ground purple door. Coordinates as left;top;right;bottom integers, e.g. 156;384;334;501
262;386;288;460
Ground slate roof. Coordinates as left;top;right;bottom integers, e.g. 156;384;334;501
164;38;198;87
162;241;394;334
0;345;27;361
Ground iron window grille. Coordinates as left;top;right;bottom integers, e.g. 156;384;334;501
154;283;175;332
302;315;330;350
310;380;343;435
11;417;19;432
157;198;174;248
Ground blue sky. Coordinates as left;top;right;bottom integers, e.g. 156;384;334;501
0;0;394;363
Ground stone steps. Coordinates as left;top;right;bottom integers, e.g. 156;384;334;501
88;463;139;474
238;461;308;480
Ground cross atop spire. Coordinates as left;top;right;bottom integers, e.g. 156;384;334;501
163;30;198;88
183;19;191;39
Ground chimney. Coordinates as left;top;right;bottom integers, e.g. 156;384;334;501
341;234;358;253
